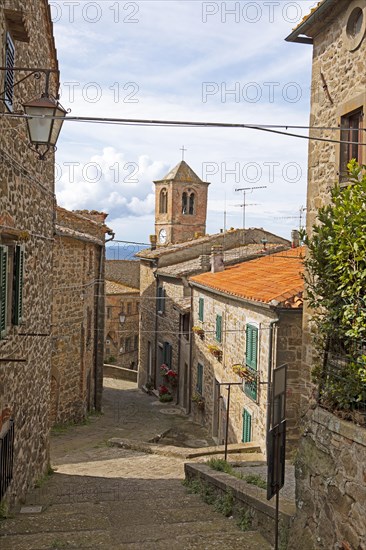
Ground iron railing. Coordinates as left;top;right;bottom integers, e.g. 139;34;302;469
0;419;14;500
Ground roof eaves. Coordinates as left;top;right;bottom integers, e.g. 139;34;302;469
285;0;336;43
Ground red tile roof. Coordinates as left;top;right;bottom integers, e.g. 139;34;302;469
190;247;304;308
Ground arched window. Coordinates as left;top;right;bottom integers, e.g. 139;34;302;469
182;192;188;214
189;193;195;215
159;188;167;213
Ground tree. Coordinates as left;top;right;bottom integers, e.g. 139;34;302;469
302;160;366;414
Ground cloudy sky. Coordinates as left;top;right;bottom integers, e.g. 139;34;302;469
51;1;316;243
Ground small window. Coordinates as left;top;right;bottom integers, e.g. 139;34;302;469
127;302;132;315
340;108;364;182
107;306;112;319
4;32;15;111
125;337;131;352
189;193;195;215
157;286;165;314
0;244;24;339
163;341;172;367
182;192;188;214
159;188;168;214
198;297;204;322
197;363;203;394
215;314;222;343
182;313;190;340
134;334;138;350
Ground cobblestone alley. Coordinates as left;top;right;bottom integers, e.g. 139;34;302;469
0;379;271;549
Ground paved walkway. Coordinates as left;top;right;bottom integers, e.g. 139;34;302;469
0;379;271;549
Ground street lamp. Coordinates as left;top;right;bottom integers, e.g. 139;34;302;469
23;95;67;160
0;67;67;160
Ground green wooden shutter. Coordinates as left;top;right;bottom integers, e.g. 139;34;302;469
242;409;252;443
197;363;203;394
246;324;258;369
216;314;222;343
0;246;8;339
13;245;24;325
198;297;204;322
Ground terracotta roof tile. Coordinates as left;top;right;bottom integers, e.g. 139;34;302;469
190;247;304;307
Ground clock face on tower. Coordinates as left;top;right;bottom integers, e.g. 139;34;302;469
159;228;167;244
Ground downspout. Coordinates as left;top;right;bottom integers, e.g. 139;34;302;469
153;269;159;389
266;317;279;448
94;229;114;411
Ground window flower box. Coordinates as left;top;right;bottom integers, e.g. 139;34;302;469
208;344;223;361
192;326;205;340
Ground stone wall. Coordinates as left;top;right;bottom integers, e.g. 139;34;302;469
0;0;58;505
51;208;107;425
289;407;366;550
105;290;139;370
190;287;302;452
105;260;140;289
137;260;157;387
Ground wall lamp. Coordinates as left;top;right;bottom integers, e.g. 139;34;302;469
0;67;67;160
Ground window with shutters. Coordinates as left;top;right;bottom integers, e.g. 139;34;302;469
198;297;204;322
245;324;258;401
196;363;203;394
4;32;15;111
242;408;252;443
157;286;165;314
0;246;8;339
215;314;222;343
0;244;24;339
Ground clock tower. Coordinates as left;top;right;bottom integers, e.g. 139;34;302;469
154;160;210;246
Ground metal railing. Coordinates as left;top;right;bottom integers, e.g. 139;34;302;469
0;419;15;501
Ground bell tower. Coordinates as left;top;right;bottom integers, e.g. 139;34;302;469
154;160;210;246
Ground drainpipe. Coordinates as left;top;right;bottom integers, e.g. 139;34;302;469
266;318;279;450
94;230;114;411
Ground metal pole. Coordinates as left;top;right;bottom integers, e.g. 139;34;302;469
275;489;279;550
224;384;231;461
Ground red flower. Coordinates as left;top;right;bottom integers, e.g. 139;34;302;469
159;385;169;395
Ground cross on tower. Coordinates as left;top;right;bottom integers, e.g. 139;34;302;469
180;145;187;161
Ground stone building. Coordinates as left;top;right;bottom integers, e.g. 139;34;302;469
189;247;304;453
286;1;366;548
104;259;140;369
51;207;112;426
105;280;139;369
154;160;209;246
136;160;291;407
0;0;58;504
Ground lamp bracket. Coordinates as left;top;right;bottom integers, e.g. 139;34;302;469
0;67;60;105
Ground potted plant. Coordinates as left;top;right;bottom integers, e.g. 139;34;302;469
160;364;178;387
232;364;257;382
192;391;205;411
158;384;173;403
207;344;223;361
192;326;205;340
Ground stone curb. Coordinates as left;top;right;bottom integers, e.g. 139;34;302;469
108;438;262;459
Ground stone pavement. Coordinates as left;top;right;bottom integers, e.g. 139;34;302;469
0;379;272;549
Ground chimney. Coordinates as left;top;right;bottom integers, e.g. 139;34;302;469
150;234;157;251
291;230;300;248
200;254;211;271
211;245;224;273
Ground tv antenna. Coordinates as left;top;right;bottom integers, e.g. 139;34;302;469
235;186;267;243
274;205;307;231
